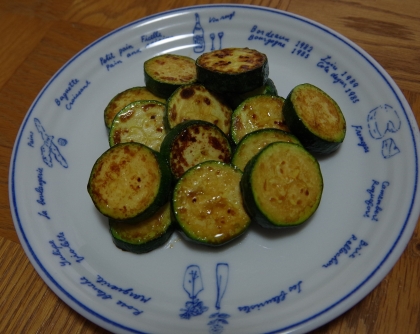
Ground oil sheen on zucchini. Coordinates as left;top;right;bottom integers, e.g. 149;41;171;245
282;83;346;154
104;86;165;129
241;142;323;228
232;128;301;171
109;100;166;151
87;142;171;222
196;47;269;93
173;161;251;246
109;202;174;254
165;83;232;135
225;78;278;109
160;120;232;179
144;54;197;99
230;95;289;144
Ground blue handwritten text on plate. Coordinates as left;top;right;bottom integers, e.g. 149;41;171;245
317;55;360;103
322;235;369;268
364;180;390;221
238;280;302;314
248;25;290;48
54;79;91;110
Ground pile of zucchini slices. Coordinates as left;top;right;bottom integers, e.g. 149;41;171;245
87;47;346;253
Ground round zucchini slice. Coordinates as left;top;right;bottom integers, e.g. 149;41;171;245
225;78;278;109
230;95;289;144
104;86;165;129
109;100;166;151
165;83;232;135
160;120;232;179
173;161;251;246
109;202;174;254
87;142;172;222
241;142;323;228
144;54;197;99
282;83;346;154
196;47;269;93
232;128;301;171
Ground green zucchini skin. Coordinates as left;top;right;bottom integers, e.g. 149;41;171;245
196;47;269;93
108;100;167;152
225;78;278;109
109;202;175;254
230;94;288;145
103;86;165;129
165;83;232;135
173;161;251;246
160;120;232;179
144;54;197;99
232;128;301;171
87;142;172;223
282;83;346;154
241;142;323;228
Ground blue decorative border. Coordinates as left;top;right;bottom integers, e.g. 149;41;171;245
9;4;419;333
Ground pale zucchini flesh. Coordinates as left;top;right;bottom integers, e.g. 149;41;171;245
232;128;301;171
166;83;232;135
196;47;269;93
231;95;289;144
173;161;251;246
109;100;167;152
283;83;346;154
160;120;232;179
87;142;171;222
104;86;165;129
109;202;174;253
241;142;323;228
144;54;197;98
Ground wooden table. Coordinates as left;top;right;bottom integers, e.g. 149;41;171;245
1;1;419;333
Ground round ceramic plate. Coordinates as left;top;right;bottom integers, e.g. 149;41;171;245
9;4;420;334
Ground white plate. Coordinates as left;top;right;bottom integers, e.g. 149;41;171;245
9;4;420;334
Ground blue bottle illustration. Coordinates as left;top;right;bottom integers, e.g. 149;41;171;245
193;13;205;53
208;263;230;334
180;265;209;319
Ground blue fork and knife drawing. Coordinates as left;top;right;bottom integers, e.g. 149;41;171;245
181;263;230;333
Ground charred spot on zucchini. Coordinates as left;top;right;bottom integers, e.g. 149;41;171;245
109;202;174;254
144;54;197;99
109;100;166;151
160;120;232;179
87;142;171;222
241;142;323;228
104;86;165;129
225;78;278;109
173;161;251;246
196;47;269;93
165;83;232;135
232;128;301;171
230;95;289;145
282;83;346;154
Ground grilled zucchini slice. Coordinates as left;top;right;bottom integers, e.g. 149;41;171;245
160;120;232;179
241;142;323;228
173;161;251;246
165;83;232;135
230;95;289;144
144;54;197;99
196;47;269;93
282;83;346;154
109;202;174;254
104;86;165;129
87;142;171;222
109;100;166;151
225;78;278;109
232;128;301;171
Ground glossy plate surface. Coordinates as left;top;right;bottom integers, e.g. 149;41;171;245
9;4;420;334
